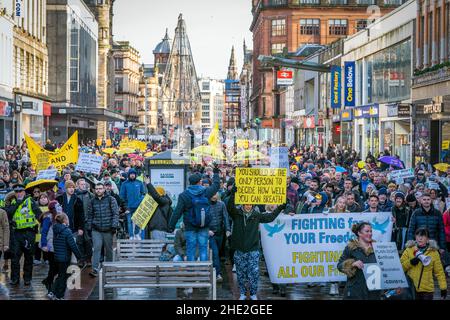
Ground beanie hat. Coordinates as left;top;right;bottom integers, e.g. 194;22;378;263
65;180;75;189
291;177;300;185
394;192;405;201
378;187;388;196
406;194;417;203
189;173;202;185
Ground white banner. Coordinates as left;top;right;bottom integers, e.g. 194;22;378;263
260;212;394;284
388;169;414;184
75;153;103;175
36;169;58;181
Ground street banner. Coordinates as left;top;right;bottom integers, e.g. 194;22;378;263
260;212;394;284
344;61;355;107
75;153;104;175
207;122;221;149
131;194;159;230
150;168;185;208
36;169;58;181
331;66;342;109
363;242;408;291
120;140;147;151
235;168;287;205
388;168;414;184
270;147;289;173
25;131;79;172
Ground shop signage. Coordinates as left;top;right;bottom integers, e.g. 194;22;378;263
332;115;341;122
398;104;410;117
331;66;341;109
22;101;39;111
341;109;353;122
15;0;23;17
0;101;13;117
354;104;379;119
387;104;398;117
277;70;294;86
423;103;442;114
344;62;355;107
304;116;315;129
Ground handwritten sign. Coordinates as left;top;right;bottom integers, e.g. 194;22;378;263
131;194;159;229
36;169;58;181
75;153;103;175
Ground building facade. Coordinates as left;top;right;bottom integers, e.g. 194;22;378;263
412;0;450;165
0;2;15;147
12;0;50;144
112;41;140;137
83;0;116;139
47;0;101;143
198;78;225;132
138;64;159;137
250;0;406;138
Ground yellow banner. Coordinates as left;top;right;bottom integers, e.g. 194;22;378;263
119;140;147;151
26;132;79;172
208;122;220;149
131;194;159;229
237;139;249;149
442;140;449;150
96;139;103;146
106;139;112;147
235;168;287;205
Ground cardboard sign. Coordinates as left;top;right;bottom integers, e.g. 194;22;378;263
131;194;159;229
36;169;58;181
388;169;414;184
235;168;287;205
75;153;104;175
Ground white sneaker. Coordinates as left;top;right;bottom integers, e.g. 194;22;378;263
135;234;141;241
445;266;450;276
232;265;236;273
239;294;246;300
250;295;258;300
129;236;134;240
47;292;55;300
216;275;223;282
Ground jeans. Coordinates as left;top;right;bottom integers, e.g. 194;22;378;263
185;229;208;262
209;233;223;276
92;230;114;271
127;209;146;239
150;230;167;241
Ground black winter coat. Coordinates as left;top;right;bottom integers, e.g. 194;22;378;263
337;240;382;300
86;195;120;233
53;223;81;263
407;205;446;250
56;194;85;232
147;183;172;232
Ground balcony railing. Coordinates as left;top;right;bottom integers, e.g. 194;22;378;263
383;0;405;5
356;0;375;4
328;0;348;4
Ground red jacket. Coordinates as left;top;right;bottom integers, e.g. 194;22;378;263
443;210;450;243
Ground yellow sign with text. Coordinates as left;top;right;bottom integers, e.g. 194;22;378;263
235;168;287;205
25;131;79;172
442;140;449;150
131;194;159;229
119;140;147;151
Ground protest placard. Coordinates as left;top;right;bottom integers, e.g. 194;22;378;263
36;152;50;172
36;169;58;181
131;194;159;229
365;242;409;290
235;168;287;205
388;168;414;184
75;153;104;175
260;212;393;284
270;147;289;172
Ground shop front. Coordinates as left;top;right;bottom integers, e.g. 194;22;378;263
413;97;450;165
354;104;380;158
0;99;14;147
21;96;46;144
380;103;412;167
340;109;353;150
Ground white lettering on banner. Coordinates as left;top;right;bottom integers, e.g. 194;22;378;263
388;169;414;184
260;212;393;284
75;153;103;175
36;169;58;181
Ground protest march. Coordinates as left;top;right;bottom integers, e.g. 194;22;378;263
0;126;449;302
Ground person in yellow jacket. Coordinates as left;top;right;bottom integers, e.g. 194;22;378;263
400;228;448;300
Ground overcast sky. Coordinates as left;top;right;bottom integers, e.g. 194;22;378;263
113;0;253;79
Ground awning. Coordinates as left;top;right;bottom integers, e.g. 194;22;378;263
52;106;126;122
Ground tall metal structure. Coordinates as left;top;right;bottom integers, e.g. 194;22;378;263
160;14;201;132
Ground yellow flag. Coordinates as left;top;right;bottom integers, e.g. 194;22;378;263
208;122;220;149
26;131;79;172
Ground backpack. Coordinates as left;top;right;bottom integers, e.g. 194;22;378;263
186;191;211;228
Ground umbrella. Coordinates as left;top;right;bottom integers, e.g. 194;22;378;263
144;152;155;158
434;163;450;172
232;150;268;162
25;180;58;193
191;145;226;160
128;154;144;161
116;148;136;155
334;166;347;173
379;156;404;169
102;148;117;155
357;161;366;169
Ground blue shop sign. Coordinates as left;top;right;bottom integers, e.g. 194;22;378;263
344;61;355;107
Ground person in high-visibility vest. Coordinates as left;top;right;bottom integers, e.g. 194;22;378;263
5;184;43;286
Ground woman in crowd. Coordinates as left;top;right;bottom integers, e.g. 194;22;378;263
337;222;381;300
400;228;447;300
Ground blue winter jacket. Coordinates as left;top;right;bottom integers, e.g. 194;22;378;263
168;173;220;232
119;178;146;210
53;223;82;263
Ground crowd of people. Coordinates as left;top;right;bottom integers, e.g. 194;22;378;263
0;137;449;301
